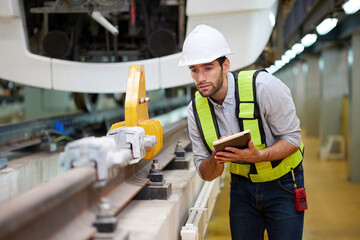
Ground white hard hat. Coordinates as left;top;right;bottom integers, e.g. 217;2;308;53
178;24;233;66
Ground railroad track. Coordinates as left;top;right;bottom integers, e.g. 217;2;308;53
0;118;192;240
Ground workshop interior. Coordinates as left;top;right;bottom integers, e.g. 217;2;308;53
1;0;360;239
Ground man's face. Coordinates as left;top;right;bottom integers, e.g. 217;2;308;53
189;60;224;98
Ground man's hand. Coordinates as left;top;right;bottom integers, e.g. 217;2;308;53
214;139;299;164
199;152;225;181
214;139;262;163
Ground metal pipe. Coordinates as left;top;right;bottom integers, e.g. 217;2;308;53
91;11;119;36
178;0;185;49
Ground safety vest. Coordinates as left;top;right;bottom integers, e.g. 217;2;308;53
192;70;304;182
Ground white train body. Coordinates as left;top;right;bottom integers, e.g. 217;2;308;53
0;0;277;93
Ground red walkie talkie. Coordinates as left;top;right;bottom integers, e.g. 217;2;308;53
291;169;308;212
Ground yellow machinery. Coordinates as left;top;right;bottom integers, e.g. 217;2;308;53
109;65;163;159
60;65;163;182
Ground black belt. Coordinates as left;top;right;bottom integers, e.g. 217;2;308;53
281;162;304;179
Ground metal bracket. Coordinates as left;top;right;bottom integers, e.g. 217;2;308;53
133;182;172;200
165;141;190;170
134;159;172;200
92;198;129;240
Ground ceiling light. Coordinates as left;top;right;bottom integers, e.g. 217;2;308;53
316;18;338;35
275;60;285;68
267;65;279;74
301;33;317;47
271;65;279;73
291;43;304;55
285;50;296;60
282;55;290;64
343;0;360;14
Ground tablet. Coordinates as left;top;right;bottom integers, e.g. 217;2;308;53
213;130;251;152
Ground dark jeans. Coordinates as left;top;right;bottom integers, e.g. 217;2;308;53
229;171;305;240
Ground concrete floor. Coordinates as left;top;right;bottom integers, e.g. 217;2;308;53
204;135;360;240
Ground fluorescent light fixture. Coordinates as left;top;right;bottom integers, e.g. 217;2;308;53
282;55;290;64
301;33;317;47
268;65;279;74
272;65;279;71
343;0;360;14
285;49;296;60
316;18;338;35
275;60;285;68
291;43;304;55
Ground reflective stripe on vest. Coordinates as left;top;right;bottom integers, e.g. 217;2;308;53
193;92;220;153
193;70;304;182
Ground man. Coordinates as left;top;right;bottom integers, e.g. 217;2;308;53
179;24;305;240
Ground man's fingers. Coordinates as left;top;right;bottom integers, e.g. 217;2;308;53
248;139;255;149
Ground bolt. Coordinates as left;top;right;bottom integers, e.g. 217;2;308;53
139;97;150;104
148;159;163;183
175;141;185;159
93;198;117;233
87;2;94;11
99;201;110;212
97;198;112;217
176;141;183;149
151;159;161;171
143;135;157;148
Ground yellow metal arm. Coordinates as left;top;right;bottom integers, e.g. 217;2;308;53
109;65;163;159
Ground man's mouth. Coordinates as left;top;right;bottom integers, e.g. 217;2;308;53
198;83;211;90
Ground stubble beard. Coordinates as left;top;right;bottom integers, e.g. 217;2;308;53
198;70;224;98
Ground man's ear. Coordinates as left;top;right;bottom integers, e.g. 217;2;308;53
223;58;230;74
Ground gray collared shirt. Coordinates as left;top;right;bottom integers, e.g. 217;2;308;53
187;71;302;178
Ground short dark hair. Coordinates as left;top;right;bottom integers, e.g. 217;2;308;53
216;56;227;69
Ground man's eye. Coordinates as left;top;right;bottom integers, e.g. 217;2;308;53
206;67;212;71
191;69;198;74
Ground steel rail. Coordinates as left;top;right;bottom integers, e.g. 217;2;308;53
0;118;190;240
0;107;125;152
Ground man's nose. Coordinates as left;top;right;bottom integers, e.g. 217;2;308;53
197;69;207;82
